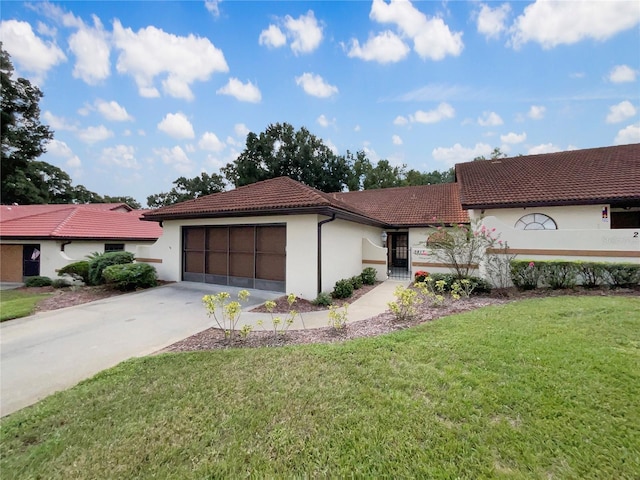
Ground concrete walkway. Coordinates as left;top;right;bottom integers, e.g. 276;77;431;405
0;280;407;417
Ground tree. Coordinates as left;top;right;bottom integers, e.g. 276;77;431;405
473;147;507;162
405;168;455;186
103;196;142;209
361;159;406;190
1;43;54;204
147;172;226;207
222;122;353;192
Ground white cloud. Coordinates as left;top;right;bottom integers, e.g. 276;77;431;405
295;73;338;98
392;134;403;145
46;139;82;169
606;101;637;124
100;145;139;169
0;20;66;80
432;143;492;166
68;15;110;84
205;0;221;17
43;111;76;131
259;25;287;49
154;145;193;174
199;132;225;152
369;0;463;60
354;125;361;132
324;139;339;155
346;31;410;64
285;10;323;54
478;111;503;127
393;115;409;126
476;3;511;39
528;105;546;120
409;103;455;124
66;156;82;169
157;112;195;139
216;78;261;103
317;114;335;128
528;143;561;155
36;21;57;37
95;99;133;122
112;20;228;100
608;64;637;83
77;125;114;144
500;132;527;144
234;123;250;138
510;0;640;49
614;123;640;145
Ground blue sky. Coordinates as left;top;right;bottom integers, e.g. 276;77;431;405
2;0;639;206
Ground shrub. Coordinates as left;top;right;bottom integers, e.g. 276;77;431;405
539;261;579;289
510;260;541;290
312;292;333;307
102;263;158;291
202;290;250;341
88;251;134;285
24;276;52;287
388;285;422;321
350;275;363;290
360;267;377;285
425;273;456;290
577;262;607;288
328;304;349;330
414;270;429;283
51;279;70;289
605;263;640;289
422;273;491;295
332;279;354;299
58;260;90;283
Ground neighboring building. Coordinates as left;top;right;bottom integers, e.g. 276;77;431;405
0;204;162;282
139;143;639;298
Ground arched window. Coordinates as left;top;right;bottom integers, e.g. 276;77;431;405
514;213;557;230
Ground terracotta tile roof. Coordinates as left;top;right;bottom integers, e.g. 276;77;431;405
333;183;468;226
0;204;161;240
143;176;381;224
456;144;640;209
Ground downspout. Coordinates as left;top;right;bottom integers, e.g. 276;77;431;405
317;214;337;295
60;240;72;252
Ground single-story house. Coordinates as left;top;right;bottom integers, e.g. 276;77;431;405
0;203;162;282
140;143;639;299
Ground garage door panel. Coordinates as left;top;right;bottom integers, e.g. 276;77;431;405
230;227;254;252
206;252;227;275
257;226;286;253
185;251;205;273
207;227;228;250
256;253;286;281
229;252;254;278
184;228;205;250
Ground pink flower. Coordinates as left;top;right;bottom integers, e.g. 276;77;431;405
491;228;496;232
528;261;535;268
498;240;503;245
432;216;437;221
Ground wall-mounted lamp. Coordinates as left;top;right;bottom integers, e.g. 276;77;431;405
381;231;388;246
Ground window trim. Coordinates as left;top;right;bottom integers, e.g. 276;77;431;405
514;213;558;230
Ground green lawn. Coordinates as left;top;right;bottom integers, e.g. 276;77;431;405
1;296;639;479
0;290;52;322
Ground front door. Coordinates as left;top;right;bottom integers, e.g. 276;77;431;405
23;244;41;278
390;233;408;269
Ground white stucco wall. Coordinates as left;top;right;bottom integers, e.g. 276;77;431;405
468;204;611;230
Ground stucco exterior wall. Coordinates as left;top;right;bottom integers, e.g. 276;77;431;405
468;204;611;230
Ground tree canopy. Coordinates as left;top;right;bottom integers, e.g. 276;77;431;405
147;172;226;207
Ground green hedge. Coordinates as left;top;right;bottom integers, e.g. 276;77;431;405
510;260;640;290
24;276;52;287
360;267;377;285
58;260;90;283
421;273;492;295
102;263;158;291
332;279;354;299
88;251;135;285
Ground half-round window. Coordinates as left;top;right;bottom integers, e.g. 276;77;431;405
514;213;557;230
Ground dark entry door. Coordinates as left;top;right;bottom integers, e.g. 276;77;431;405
23;244;41;277
391;233;408;268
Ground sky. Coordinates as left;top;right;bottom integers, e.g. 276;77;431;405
1;0;639;207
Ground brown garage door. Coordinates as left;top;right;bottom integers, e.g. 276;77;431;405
0;244;23;282
183;225;286;292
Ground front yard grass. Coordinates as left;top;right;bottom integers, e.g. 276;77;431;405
1;296;639;478
0;290;52;322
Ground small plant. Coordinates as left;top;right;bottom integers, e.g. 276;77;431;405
312;292;333;307
484;241;517;289
260;293;303;337
350;275;363;290
510;260;541;290
332;278;354;299
328;304;348;330
388;285;423;322
51;279;70;289
202;290;250;341
238;324;253;341
24;276;52;287
451;278;475;299
58;260;90;283
414;270;429;283
360;267;377;285
102;263;158;291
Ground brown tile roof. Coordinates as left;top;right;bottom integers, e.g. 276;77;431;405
143;176;382;224
333;183;468;226
455;143;640;209
0;204;161;240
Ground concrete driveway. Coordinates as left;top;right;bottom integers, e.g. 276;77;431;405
0;282;281;417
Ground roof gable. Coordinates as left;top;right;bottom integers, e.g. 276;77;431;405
455;144;640;209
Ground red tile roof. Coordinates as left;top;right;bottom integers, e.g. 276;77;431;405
0;204;162;240
456;144;640;209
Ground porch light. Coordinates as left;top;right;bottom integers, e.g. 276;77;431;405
381;231;388;246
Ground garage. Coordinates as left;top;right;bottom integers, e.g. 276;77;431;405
182;224;286;292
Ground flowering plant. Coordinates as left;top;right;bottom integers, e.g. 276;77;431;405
414;270;429;282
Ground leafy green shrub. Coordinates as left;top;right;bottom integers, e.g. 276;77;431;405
539;261;579;289
605;263;640;289
312;292;333;307
424;273;491;295
388;285;423;321
426;273;456;290
360;267;377;285
51;279;70;289
350;275;363;290
58;261;90;283
577;262;608;288
332;279;354;299
24;276;52;287
510;260;541;290
102;263;157;291
328;304;349;330
88;251;134;285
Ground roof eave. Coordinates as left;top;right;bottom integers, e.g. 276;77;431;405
461;196;640;210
